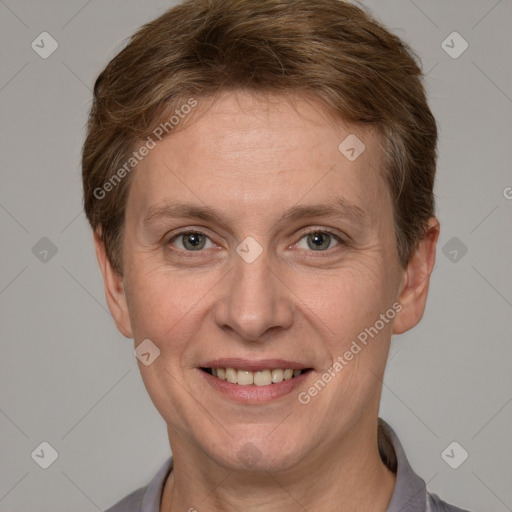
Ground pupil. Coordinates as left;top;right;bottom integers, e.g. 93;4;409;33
185;233;204;250
309;232;329;250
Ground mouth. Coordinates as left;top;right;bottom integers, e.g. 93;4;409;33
198;359;314;403
200;367;313;386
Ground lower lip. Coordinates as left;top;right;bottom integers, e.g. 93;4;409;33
199;369;312;403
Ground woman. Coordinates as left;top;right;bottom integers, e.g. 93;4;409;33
82;1;470;510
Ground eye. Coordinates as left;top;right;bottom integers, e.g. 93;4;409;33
295;229;342;252
168;231;215;251
167;228;344;255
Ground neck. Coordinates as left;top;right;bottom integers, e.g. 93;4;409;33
160;418;396;512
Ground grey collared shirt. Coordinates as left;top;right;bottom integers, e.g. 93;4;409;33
105;419;470;512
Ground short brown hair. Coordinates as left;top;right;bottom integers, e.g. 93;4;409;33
82;0;437;275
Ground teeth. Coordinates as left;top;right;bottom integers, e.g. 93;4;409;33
254;369;272;386
237;370;254;386
271;369;283;383
283;369;294;380
226;367;237;383
208;367;305;385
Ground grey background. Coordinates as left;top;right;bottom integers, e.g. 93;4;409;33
0;0;511;510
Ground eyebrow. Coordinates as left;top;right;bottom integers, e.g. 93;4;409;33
142;197;369;230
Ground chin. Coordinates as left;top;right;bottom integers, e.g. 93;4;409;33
201;431;310;473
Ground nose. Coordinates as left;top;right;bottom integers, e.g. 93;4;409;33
213;247;294;342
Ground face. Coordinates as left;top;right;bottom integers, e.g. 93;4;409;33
96;90;437;473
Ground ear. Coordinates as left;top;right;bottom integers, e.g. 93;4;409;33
94;229;133;338
393;217;440;335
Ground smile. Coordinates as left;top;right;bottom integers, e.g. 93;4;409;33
201;367;311;386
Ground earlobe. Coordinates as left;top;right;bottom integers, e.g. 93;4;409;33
393;218;440;335
93;230;133;338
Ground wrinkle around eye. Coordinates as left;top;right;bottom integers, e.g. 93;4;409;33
294;230;343;252
162;230;352;266
168;231;216;251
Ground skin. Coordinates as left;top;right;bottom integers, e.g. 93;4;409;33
95;90;439;511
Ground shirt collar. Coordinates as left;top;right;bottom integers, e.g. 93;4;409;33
139;418;427;512
381;419;427;511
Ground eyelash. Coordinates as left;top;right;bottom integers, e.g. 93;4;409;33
166;227;345;258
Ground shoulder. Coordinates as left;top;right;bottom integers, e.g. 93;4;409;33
104;487;145;512
103;457;173;512
427;491;472;512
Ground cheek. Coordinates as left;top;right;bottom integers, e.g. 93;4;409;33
124;269;211;421
297;259;395;340
124;263;220;349
304;265;396;411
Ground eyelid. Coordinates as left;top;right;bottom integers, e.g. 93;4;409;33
292;227;345;251
166;226;347;255
298;226;344;240
166;228;218;248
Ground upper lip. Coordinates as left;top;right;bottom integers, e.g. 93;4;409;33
201;359;311;371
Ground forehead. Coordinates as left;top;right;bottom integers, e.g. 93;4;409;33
127;91;390;228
